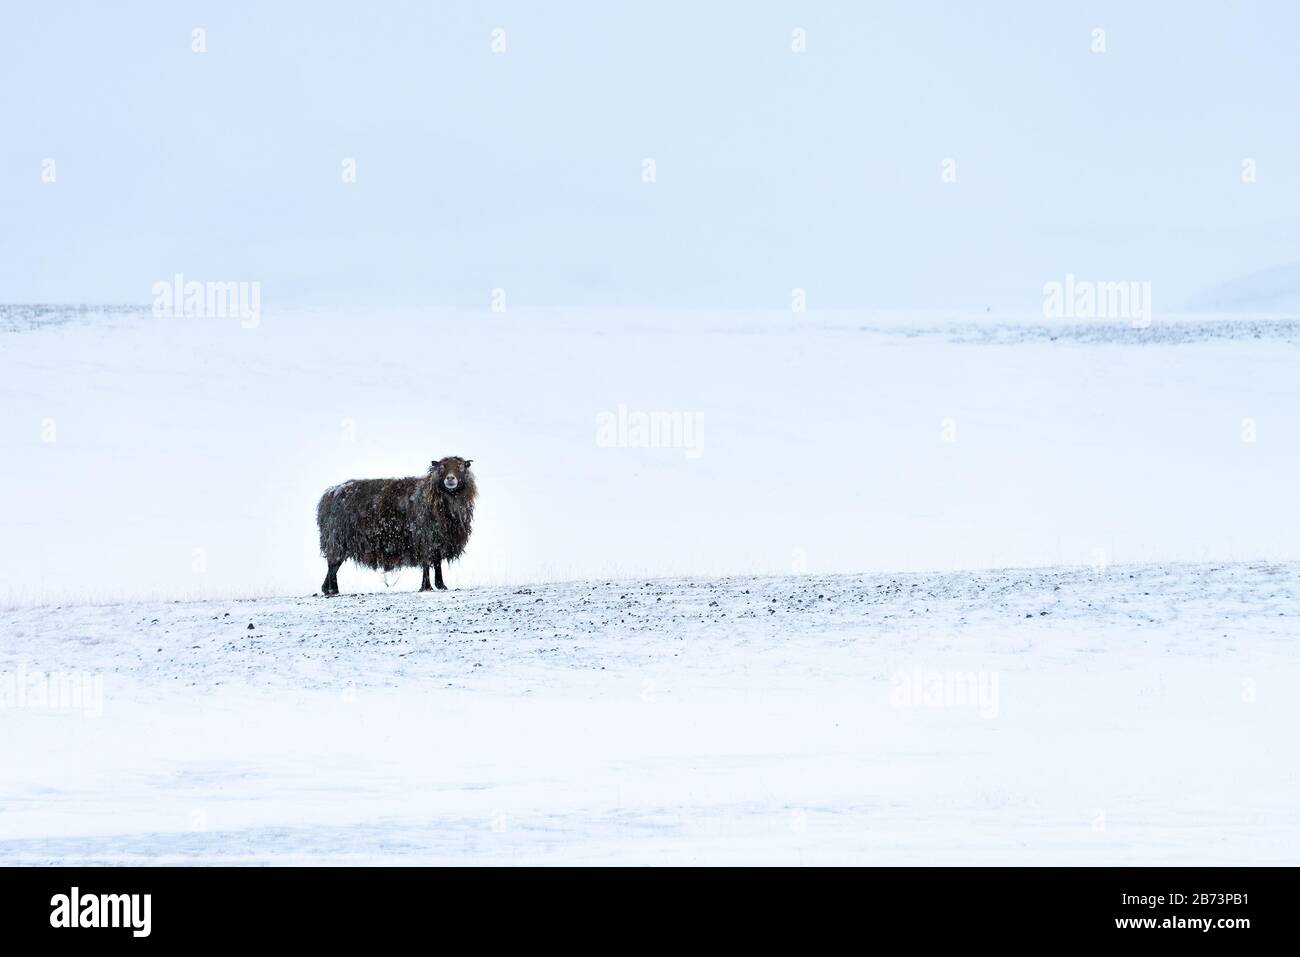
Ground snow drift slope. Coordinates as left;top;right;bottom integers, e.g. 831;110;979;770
2;562;1296;865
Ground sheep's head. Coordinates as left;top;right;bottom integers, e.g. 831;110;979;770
430;456;474;495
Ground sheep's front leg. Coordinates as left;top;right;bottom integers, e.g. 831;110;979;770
419;565;433;592
434;557;447;591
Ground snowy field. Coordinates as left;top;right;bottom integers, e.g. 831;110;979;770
1;563;1298;865
3;306;1300;603
2;306;1299;864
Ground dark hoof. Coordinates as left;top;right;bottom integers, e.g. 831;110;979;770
419;585;433;592
436;583;448;591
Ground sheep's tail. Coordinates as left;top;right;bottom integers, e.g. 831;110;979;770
317;482;350;559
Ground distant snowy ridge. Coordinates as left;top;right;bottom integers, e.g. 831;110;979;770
0;303;147;333
5;302;1300;344
1188;262;1300;315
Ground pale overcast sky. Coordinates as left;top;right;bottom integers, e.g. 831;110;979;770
3;1;1298;310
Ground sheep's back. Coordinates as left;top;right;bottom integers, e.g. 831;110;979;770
318;476;428;569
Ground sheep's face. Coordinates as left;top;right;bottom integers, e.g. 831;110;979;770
431;456;473;495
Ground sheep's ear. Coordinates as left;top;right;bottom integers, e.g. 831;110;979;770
430;460;439;469
464;459;473;469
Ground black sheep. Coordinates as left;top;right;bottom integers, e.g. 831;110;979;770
316;457;476;595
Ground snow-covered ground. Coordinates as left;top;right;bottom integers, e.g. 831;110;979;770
1;562;1297;864
2;306;1298;864
3;306;1300;604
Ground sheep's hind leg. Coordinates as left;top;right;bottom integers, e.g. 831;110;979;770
420;565;433;592
434;557;447;591
322;560;341;596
